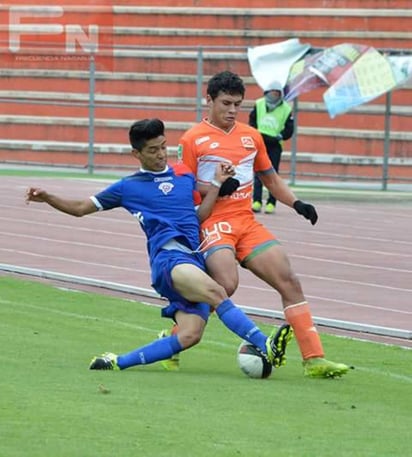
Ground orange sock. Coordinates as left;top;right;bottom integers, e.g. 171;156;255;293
284;301;324;360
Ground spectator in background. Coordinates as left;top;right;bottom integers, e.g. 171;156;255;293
250;81;294;214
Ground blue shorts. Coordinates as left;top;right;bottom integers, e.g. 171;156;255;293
151;249;211;322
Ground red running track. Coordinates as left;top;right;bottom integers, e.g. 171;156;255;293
1;176;411;347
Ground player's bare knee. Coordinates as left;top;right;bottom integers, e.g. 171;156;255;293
178;329;202;348
208;269;238;297
289;273;303;293
207;282;228;305
213;278;236;296
279;270;301;290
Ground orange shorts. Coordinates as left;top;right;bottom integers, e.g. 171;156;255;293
200;214;279;264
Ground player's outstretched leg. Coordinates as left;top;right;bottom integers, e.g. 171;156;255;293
158;325;180;371
302;357;350;378
89;352;120;370
265;323;293;368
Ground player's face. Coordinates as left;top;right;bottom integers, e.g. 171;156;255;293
207;91;243;131
134;135;167;172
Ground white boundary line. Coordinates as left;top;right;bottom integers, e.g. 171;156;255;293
1;263;410;341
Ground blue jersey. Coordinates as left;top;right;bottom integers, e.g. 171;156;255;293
91;164;202;264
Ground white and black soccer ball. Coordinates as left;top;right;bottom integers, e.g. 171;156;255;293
237;341;273;379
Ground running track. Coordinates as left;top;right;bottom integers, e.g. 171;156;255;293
1;176;411;347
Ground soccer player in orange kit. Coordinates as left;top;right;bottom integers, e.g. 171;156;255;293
162;71;349;378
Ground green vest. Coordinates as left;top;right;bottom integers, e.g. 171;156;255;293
256;98;292;138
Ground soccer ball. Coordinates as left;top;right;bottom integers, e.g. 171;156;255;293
237;341;272;379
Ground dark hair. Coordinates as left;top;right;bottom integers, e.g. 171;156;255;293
129;118;165;151
207;71;245;100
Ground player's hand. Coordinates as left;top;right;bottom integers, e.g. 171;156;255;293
293;200;318;225
25;187;46;203
213;163;240;197
214;162;235;181
218;177;240;196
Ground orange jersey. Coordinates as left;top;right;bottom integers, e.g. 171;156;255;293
179;119;273;219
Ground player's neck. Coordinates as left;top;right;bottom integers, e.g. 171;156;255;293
206;117;234;133
140;165;169;174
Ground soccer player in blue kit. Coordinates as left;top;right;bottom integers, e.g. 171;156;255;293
25;118;290;372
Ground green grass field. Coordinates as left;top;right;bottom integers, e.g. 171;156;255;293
1;276;411;457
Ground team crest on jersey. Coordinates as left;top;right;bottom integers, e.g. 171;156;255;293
209;142;220;149
241;136;255;149
158;182;174;194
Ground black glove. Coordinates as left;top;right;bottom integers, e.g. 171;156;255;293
293;200;318;225
218;177;240;197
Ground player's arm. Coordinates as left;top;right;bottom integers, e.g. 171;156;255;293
196;163;234;222
259;172;318;225
254;133;296;205
180;135;198;176
26;187;98;217
259;171;296;207
180;134;208;197
254;131;317;224
279;112;294;141
198;176;240;199
249;106;257;128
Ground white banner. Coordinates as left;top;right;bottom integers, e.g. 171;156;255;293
247;38;311;91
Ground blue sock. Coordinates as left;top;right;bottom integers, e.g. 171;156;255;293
117;335;183;370
215;299;267;353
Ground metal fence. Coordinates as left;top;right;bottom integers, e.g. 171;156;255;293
1;44;411;190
